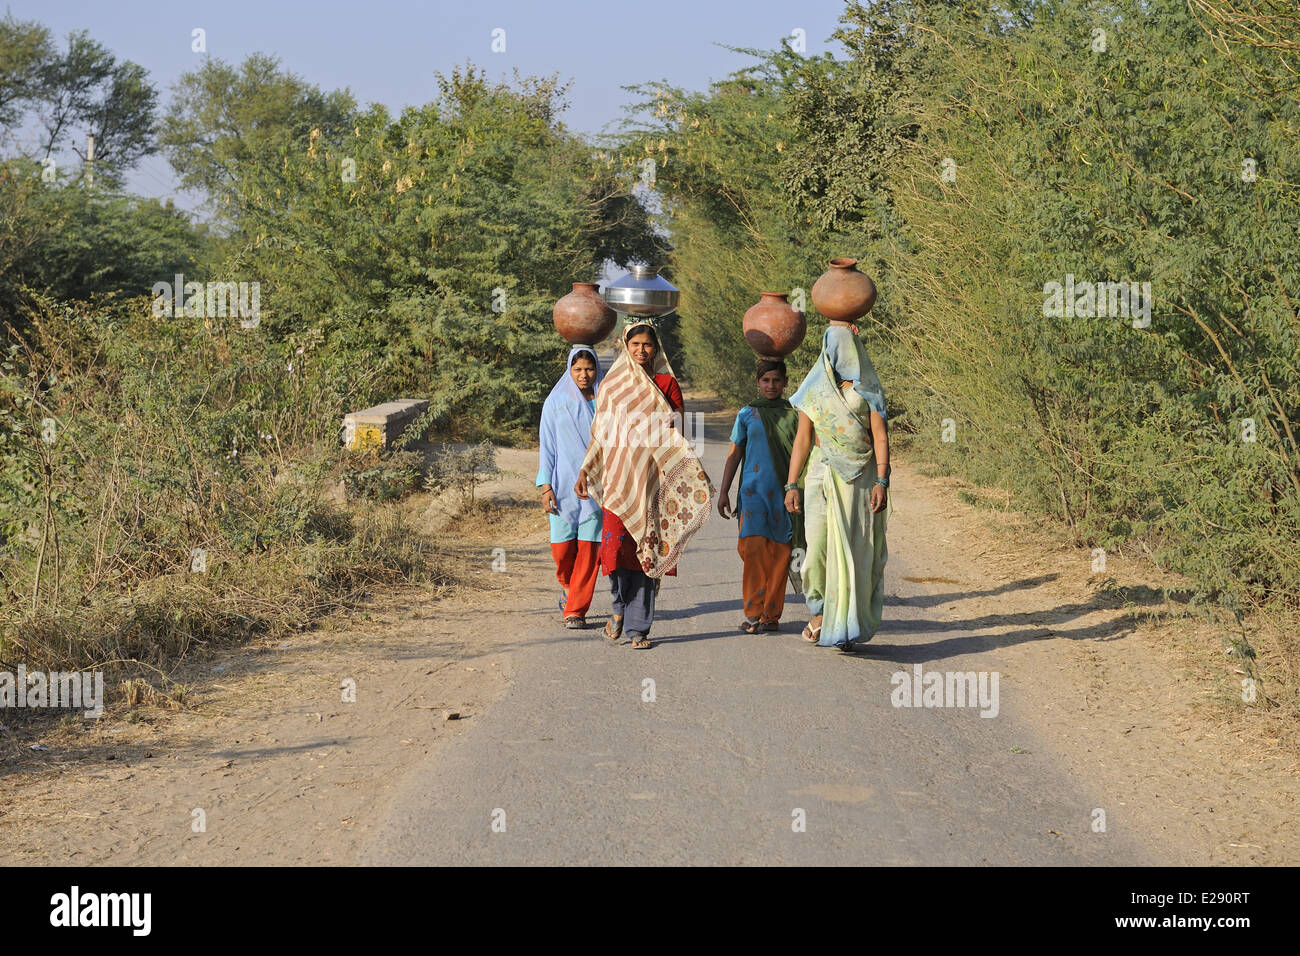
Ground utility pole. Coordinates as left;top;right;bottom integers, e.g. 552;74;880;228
85;133;95;186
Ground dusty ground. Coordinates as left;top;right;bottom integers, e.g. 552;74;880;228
887;458;1300;863
0;446;547;865
1;403;1296;865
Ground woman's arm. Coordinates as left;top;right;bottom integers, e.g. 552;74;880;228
537;404;559;514
574;424;596;501
663;376;685;433
870;409;889;514
784;412;814;514
653;375;686;434
717;442;743;519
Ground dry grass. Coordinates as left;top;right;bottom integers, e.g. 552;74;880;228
906;446;1300;756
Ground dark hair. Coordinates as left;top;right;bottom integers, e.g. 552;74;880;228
625;324;660;348
570;348;598;366
755;358;788;379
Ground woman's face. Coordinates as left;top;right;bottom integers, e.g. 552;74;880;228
626;332;658;367
757;370;787;400
570;356;597;391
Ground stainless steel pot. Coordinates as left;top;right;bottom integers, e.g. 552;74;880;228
602;264;679;317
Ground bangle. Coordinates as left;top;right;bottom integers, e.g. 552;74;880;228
874;476;889;488
784;482;800;491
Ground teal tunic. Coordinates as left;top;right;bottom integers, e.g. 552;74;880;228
729;406;793;543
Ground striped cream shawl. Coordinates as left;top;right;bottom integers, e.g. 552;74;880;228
580;328;714;578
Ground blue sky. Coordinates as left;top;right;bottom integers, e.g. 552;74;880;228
10;0;853;214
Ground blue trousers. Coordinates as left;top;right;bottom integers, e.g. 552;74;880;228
609;569;656;636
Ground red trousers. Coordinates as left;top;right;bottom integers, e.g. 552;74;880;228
552;540;600;618
738;536;792;623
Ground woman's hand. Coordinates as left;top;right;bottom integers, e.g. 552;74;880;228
785;488;802;514
870;484;887;514
574;473;589;500
718;493;732;519
540;485;558;515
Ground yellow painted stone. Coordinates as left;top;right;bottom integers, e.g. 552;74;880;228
349;424;385;451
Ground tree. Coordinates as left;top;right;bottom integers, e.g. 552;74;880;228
171;57;658;434
614;44;849;405
0;160;206;328
162;53;359;218
0;13;52;130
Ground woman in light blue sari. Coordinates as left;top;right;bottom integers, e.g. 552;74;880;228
784;321;891;651
538;347;605;628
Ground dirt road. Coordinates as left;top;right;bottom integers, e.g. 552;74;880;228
3;396;1296;865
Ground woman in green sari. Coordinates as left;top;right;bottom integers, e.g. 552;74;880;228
783;318;890;651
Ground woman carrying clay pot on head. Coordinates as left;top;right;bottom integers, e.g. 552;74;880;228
574;322;714;649
538;347;605;629
717;358;804;633
784;261;891;652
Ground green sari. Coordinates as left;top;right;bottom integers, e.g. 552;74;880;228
790;325;890;647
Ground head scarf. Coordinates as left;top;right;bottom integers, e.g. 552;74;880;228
553;346;603;416
790;324;888;483
580;322;713;577
620;321;676;377
537;347;604;530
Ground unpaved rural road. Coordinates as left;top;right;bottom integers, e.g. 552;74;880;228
9;393;1293;867
362;401;1159;866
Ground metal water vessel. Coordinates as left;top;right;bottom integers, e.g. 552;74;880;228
601;264;679;318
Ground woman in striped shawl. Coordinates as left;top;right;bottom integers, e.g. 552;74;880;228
574;323;714;649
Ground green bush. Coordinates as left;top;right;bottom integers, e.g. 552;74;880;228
0;295;446;674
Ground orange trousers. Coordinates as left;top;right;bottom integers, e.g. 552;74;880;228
738;536;792;623
552;540;600;617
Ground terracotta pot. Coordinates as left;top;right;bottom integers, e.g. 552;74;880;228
811;257;877;321
743;292;806;358
553;282;616;345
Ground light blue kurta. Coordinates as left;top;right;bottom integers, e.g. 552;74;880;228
538;353;604;543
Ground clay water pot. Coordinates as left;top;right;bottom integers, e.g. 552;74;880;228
811;257;877;321
743;292;806;358
553;282;616;345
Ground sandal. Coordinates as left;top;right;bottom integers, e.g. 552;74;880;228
565;616;586;630
603;618;623;643
629;632;653;649
739;617;762;634
762;620;780;632
801;624;822;644
839;640;857;654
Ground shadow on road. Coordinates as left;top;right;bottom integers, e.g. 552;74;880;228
854;612;1137;665
891;573;1063;608
657;598;755;621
